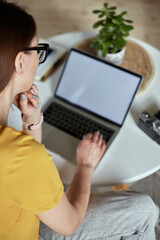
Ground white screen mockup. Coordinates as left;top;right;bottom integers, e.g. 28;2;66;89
56;50;141;125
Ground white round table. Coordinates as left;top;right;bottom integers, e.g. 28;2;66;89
9;32;160;186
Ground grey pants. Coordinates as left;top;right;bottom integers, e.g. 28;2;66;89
39;191;159;240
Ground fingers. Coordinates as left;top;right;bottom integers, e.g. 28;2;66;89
12;84;39;111
93;131;106;150
20;91;40;110
92;131;101;142
29;85;40;109
30;84;39;95
85;132;93;140
27;93;39;109
19;94;28;112
77;131;106;170
101;141;107;152
83;131;106;149
85;131;100;141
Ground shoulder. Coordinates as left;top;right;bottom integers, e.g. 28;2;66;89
0;125;36;146
0;125;45;156
0;127;53;167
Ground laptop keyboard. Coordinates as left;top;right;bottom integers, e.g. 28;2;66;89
44;102;114;143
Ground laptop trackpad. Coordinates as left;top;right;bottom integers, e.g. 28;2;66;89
42;126;79;165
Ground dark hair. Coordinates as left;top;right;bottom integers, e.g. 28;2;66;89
0;0;37;92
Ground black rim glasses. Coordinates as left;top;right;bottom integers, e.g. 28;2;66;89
22;43;49;64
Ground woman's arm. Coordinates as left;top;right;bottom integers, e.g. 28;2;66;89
37;131;106;236
65;132;106;225
13;84;42;143
22;117;42;143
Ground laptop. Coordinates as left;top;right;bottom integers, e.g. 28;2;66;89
42;48;142;164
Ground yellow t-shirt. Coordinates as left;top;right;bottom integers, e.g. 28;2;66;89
0;125;64;240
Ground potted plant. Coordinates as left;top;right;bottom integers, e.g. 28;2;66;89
91;3;134;65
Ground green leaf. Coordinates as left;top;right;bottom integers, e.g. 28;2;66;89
124;19;133;23
122;32;129;37
91;38;102;51
115;38;126;49
102;8;108;17
105;23;115;32
108;6;117;10
121;25;134;32
98;44;102;50
117;13;125;22
104;41;113;48
98;13;105;18
102;45;108;57
112;18;120;25
104;3;108;9
109;11;116;16
110;43;119;53
99;29;113;38
121;11;127;16
99;30;107;38
92;10;102;14
93;20;104;28
92;37;99;43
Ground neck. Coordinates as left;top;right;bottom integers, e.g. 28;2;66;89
0;87;13;126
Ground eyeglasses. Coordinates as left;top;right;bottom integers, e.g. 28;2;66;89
22;43;49;64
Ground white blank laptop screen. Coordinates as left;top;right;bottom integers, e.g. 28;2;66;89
56;50;141;126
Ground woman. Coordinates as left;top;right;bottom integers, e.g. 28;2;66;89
0;1;158;240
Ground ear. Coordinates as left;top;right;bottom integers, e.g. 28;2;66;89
15;52;24;75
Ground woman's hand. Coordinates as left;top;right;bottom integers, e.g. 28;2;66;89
13;84;41;124
76;131;106;171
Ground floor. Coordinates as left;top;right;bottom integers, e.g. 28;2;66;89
10;0;160;50
10;0;160;238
